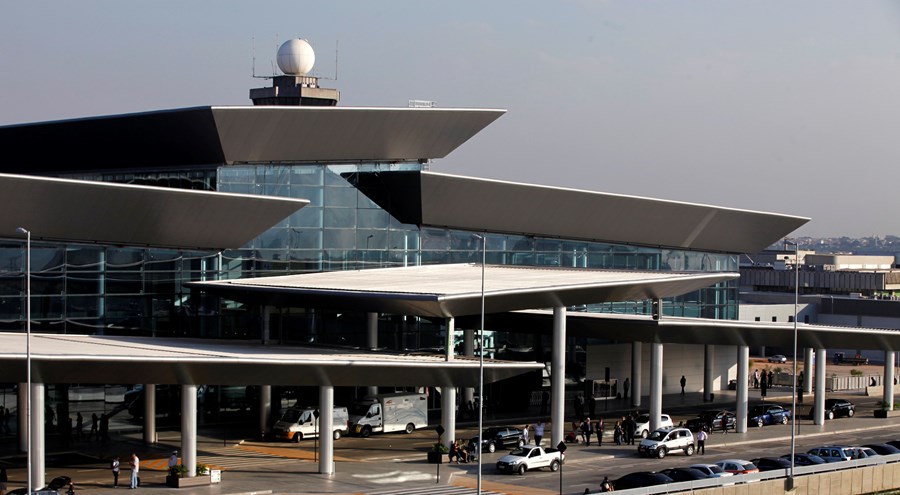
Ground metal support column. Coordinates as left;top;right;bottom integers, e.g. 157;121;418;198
885;351;895;411
736;346;749;433
367;312;379;397
814;348;826;425
143;384;156;444
803;348;813;393
551;306;566;446
181;384;197;477
463;329;475;406
319;386;334;475
261;305;271;344
631;342;642;408
441;387;457;450
649;343;663;431
260;385;272;436
17;384;26;452
31;382;45;490
703;345;714;402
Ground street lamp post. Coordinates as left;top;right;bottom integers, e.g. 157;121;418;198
473;233;486;495
16;227;31;495
787;240;799;489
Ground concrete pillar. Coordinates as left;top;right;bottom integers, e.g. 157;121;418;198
143;384;156;444
260;385;272;436
319;386;334;475
551;306;566;446
814;348;826;425
32;382;45;489
262;305;271;344
181;384;197;477
884;351;895;411
631;342;642;408
463;329;475;405
441;387;457;450
803;348;813;393
736;346;749;433
649;343;663;431
367;312;379;397
17;383;26;452
703;345;714;402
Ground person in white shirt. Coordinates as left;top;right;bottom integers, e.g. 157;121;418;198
129;453;140;489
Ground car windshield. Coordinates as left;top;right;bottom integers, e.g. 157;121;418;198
507;447;529;457
742;463;756;470
280;409;301;423
349;403;371;416
483;428;503;436
635;414;650;423
647;430;668;441
708;465;724;474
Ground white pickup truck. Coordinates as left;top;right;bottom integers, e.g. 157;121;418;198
495;445;565;475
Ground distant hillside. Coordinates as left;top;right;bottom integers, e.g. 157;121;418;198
773;235;900;255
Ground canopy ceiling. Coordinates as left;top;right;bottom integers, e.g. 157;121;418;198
0;334;541;387
1;174;308;251
189;264;738;318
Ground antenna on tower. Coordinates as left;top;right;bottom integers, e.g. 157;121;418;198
334;40;339;81
251;36;257;78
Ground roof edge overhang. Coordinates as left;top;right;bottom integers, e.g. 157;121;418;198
348;171;810;254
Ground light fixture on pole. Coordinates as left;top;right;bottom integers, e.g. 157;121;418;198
473;233;486;495
16;227;31;495
786;240;799;490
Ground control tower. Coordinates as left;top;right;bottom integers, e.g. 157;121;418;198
250;38;340;106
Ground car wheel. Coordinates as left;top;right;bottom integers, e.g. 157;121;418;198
488;442;496;453
361;425;372;438
517;438;525;447
293;432;303;443
757;418;764;428
517;464;527;475
405;423;415;434
550;460;560;472
826;411;834;420
333;429;342;441
641;430;649;439
656;447;667;459
685;444;695;456
781;415;789;425
848;409;854;417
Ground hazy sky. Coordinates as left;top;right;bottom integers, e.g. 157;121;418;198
3;1;900;238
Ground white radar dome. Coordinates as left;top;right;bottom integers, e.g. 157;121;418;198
276;38;316;75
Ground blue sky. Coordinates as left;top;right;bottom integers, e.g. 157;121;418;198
3;1;900;238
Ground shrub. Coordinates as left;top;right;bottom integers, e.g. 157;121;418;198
432;442;449;453
169;464;188;478
196;463;210;476
850;369;864;377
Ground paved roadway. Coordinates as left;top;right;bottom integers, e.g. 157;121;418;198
1;389;899;495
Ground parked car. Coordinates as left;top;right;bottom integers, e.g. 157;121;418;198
638;427;695;459
495;445;564;475
8;476;74;495
690;463;734;478
751;457;792;471
808;446;857;462
633;413;674;438
887;440;900;451
470;426;525;453
808;398;855;420
660;467;711;481
686;410;736;432
612;472;674;490
781;453;827;466
858;447;877;458
863;443;900;455
715;459;759;475
748;403;791;427
768;354;787;363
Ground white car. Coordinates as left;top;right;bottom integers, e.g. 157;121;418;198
690;463;734;478
638;427;695;458
767;354;787;363
633;413;673;438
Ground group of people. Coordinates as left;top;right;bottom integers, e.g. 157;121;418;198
752;369;776;397
110;453;145;489
567;412;645;447
448;440;471;463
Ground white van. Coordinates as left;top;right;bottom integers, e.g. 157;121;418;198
273;405;349;442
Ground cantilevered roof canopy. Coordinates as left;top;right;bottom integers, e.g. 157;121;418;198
0;333;541;387
348;171;809;254
0;106;505;173
1;174;308;250
189;264;738;318
482;311;900;352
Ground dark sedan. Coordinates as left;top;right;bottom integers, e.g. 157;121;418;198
865;444;900;455
686;410;736;432
781;453;827;466
808;398;855;420
751;457;792;472
469;426;524;453
612;472;674;490
748;403;791;427
660;467;711;481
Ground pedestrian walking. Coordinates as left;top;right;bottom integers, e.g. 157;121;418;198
89;413;99;440
521;425;530;445
596;417;604;446
680;375;687;397
696;427;708;454
614;421;622;445
110;456;120;487
533;420;545;446
129;453;139;489
581;417;593;446
760;372;768;398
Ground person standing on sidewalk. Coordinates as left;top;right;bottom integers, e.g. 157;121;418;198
533;420;545;446
696;427;708;454
680;375;687;397
110;456;120;487
129;453;139;489
581;417;593;446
